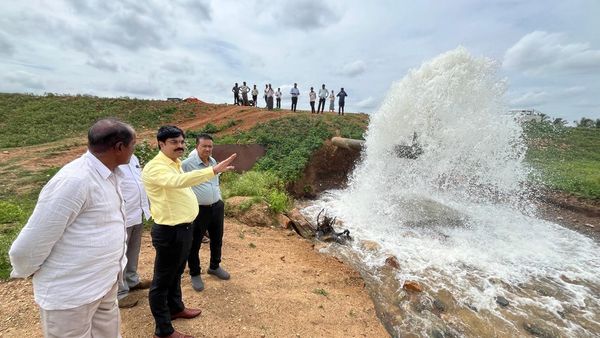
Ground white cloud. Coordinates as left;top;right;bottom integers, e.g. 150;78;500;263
0;32;15;56
4;71;45;90
503;31;600;75
0;1;598;121
162;60;195;74
274;1;341;31
509;90;550;107
114;80;160;96
86;55;119;72
356;96;378;110
336;60;366;77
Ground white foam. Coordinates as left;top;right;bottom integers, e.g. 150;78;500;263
303;47;600;335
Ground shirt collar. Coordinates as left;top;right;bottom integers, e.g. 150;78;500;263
194;152;214;167
157;149;182;168
85;151;127;180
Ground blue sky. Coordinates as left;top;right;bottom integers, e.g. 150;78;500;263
1;0;599;122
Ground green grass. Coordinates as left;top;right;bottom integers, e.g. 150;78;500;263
0;194;40;279
0;93;212;148
524;122;600;199
218;114;367;182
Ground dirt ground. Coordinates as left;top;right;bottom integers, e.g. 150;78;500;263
0;219;388;337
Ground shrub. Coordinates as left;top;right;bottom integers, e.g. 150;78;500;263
0;201;25;224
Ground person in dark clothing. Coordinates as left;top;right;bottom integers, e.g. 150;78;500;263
232;83;239;105
337;88;348;115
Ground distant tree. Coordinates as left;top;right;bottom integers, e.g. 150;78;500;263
596;119;600;128
539;113;550;123
552;118;567;127
574;117;595;128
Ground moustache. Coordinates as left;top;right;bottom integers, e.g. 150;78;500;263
175;148;184;152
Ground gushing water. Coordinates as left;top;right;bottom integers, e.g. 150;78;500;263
304;48;600;337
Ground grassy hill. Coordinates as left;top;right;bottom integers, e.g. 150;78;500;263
524;122;600;200
0;93;368;278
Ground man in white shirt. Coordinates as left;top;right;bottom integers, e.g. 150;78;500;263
290;83;300;112
9;118;136;338
117;153;152;308
275;88;282;109
309;87;317;114
317;84;328;114
240;81;250;106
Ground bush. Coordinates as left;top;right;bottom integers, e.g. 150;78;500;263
221;171;292;213
266;190;291;213
222;171;282;198
0;201;25;224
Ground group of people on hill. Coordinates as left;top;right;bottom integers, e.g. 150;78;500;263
232;82;348;115
10;119;236;338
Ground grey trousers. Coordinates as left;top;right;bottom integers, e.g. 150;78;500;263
40;282;121;338
118;223;143;299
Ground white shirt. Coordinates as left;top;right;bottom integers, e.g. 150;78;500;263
309;91;317;102
275;90;282;98
266;88;275;98
118;154;151;227
9;152;127;310
290;87;300;97
318;88;329;99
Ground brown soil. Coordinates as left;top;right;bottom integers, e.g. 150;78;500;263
0;220;388;337
288;141;362;198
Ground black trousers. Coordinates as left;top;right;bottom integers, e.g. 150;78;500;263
252;95;258;107
317;98;326;113
149;223;193;337
188;200;224;276
338;101;345;114
310;101;316;113
233;93;239;105
276;98;281;108
291;97;298;111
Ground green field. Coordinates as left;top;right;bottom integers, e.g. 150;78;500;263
524;122;600;199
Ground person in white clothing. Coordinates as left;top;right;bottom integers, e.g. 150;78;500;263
251;85;259;107
266;84;275;110
117;153;152;308
290;83;300;112
9;118;136;338
275;88;282;109
329;90;335;112
309;87;317;114
317;84;328;114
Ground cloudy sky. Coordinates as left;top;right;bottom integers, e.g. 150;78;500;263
1;0;599;122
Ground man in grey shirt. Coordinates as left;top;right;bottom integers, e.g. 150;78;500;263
182;133;230;291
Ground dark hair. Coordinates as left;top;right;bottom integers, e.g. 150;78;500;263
88;118;134;153
195;133;213;144
157;125;184;144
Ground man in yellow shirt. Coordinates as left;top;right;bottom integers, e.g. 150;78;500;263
142;125;236;338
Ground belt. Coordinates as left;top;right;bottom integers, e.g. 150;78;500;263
199;200;222;208
154;222;192;228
